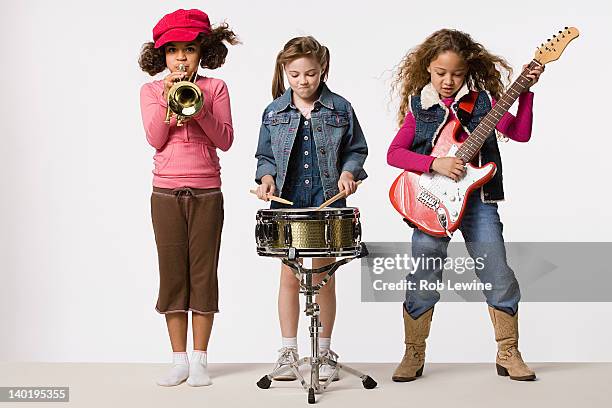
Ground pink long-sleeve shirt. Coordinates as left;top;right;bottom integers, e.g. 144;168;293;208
140;76;234;189
387;92;534;173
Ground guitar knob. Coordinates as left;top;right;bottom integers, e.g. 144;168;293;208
449;196;455;202
452;211;458;217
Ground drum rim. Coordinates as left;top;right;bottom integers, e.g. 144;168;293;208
257;245;361;258
256;207;359;218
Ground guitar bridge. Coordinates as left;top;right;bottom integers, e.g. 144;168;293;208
417;189;440;210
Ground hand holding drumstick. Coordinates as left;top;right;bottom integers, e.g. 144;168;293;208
250;175;294;205
337;171;358;196
316;172;362;210
250;172;361;208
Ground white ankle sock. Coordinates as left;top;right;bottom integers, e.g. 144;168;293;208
156;352;189;387
319;337;331;351
187;350;212;386
282;337;298;350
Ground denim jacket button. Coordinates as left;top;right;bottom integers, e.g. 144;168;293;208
320;148;326;155
317;127;322;132
323;171;329;178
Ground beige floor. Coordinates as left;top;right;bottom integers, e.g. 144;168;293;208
0;362;609;407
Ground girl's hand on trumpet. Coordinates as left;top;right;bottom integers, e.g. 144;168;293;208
162;71;188;99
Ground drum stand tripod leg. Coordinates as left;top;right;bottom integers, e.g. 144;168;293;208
257;355;305;389
306;270;321;403
257;256;377;403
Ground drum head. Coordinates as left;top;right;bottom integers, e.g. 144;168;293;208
257;207;359;219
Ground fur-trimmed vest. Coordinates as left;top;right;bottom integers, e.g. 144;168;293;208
410;83;505;202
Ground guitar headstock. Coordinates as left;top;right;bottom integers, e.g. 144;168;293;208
534;27;579;65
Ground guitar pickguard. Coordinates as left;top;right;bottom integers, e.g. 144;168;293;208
417;145;495;224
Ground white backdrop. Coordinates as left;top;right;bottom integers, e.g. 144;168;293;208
1;0;610;363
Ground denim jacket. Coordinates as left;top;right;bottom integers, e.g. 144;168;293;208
255;83;368;200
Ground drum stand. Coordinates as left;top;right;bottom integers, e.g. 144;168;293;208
256;244;377;404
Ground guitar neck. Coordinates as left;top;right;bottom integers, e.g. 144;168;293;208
456;60;541;162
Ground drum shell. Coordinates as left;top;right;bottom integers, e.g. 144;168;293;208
255;207;362;258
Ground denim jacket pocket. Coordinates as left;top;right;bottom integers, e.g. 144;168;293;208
414;110;439;123
323;112;349;127
323;112;349;147
269;113;291;126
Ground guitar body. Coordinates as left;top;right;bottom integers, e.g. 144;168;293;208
389;120;497;237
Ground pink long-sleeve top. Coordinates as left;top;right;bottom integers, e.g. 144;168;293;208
387;92;534;173
140;76;234;189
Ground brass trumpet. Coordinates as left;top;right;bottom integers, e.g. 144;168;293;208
165;64;204;126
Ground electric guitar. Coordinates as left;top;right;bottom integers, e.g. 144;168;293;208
389;27;579;237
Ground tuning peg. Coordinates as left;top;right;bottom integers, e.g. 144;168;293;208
565;26;568;29
559;30;562;33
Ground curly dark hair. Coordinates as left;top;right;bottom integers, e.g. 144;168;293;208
138;22;239;76
392;29;513;126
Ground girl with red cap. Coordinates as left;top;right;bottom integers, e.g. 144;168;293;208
138;9;239;387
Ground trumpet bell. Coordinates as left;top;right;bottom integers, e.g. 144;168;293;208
167;81;204;117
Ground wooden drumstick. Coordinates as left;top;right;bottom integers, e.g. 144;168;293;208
316;180;362;210
249;189;294;205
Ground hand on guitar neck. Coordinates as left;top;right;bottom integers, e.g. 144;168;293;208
522;63;545;91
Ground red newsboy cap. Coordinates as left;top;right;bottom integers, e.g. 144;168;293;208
153;9;212;49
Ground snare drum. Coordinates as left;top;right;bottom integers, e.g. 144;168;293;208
255;207;362;258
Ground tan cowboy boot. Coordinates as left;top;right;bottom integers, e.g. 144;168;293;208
488;306;536;381
392;307;433;382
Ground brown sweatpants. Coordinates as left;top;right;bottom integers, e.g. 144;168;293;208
151;186;224;314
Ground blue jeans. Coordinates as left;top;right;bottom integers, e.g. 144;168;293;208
405;192;520;318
